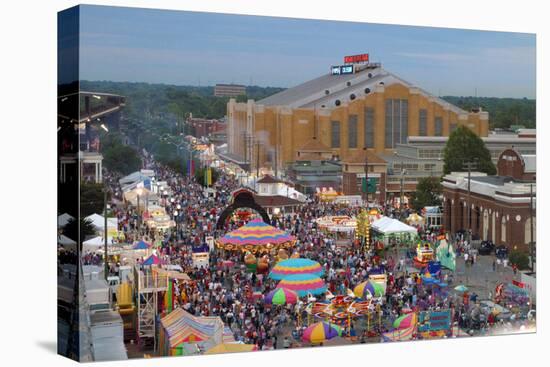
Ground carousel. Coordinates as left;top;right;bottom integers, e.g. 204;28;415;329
216;218;295;254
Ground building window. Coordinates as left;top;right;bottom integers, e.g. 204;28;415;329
364;107;375;148
501;216;507;243
385;99;409;148
435;117;443;136
348;115;358;148
385;100;393;148
331;120;341;148
419;109;427;136
401;99;408;144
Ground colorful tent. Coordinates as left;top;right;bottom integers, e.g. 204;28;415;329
302;322;342;343
264;288;298;305
159;308;235;356
276;274;326;297
269;258;324;280
381;325;415;342
133;240;151;250
142;254;161;265
217;218;295;253
393;313;417;329
204;343;257;355
353;280;385;299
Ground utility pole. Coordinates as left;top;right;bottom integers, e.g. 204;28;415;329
400;162;404;214
256;141;261;178
364;147;369;205
103;187;109;280
462;159;478;242
530;183;535;272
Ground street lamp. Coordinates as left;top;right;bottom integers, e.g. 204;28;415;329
394;151;406;215
103;187;109;280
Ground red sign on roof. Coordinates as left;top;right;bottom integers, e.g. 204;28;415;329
344;53;369;64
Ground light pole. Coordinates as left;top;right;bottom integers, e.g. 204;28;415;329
136;187;144;235
530;183;535;272
394;152;405;215
103;187;109;280
462;159;478;242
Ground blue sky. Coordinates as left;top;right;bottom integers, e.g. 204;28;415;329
79;5;536;98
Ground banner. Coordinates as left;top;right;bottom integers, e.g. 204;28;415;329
417;310;451;332
206;167;212;186
361;177;377;193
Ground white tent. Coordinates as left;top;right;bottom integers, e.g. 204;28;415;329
58;234;76;246
85;214;118;231
372;217;417;235
83;236;115;249
58;213;74;228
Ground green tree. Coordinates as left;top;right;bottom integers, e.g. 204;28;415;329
410;177;442;211
80;183;109;217
102;135;142;175
63;218;97;251
443;125;496;175
509;250;530;270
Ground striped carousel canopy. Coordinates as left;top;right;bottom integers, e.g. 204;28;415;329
217;218;295;252
276;274;327;297
269;258;324;280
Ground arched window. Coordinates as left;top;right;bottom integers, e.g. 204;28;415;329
483;210;489;241
501;216;507;243
491;212;496;241
525;217;536;245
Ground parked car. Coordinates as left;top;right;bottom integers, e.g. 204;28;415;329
478;240;495;255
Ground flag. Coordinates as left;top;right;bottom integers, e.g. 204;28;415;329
164;279;173;313
188;159;195;177
207;168;212;186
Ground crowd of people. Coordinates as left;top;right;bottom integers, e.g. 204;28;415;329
90;149;534;352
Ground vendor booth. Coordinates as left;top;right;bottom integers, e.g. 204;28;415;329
159;308;235;356
371;217;418;244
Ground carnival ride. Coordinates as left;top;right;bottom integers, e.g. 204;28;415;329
216;218;295;253
308;295;371;329
413;242;435;268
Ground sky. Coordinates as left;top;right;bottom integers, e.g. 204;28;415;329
78;5;536;98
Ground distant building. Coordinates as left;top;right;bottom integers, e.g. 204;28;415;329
442;172;535;251
406;130;536;163
186;118;226;140
342;148;388;203
214;84;246;97
226;60;489;175
496;148;535;181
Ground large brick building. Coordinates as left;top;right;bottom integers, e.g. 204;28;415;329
225;60;489;175
442;172;535;251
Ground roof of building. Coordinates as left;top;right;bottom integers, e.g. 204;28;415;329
295;153;328;161
253;195;303;207
470;175;517;186
297;138;332;152
257;66;466;114
442;172;535;202
343;149;387;164
257;175;286;184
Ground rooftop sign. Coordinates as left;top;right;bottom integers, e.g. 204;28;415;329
330;65;354;75
344;53;369;64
